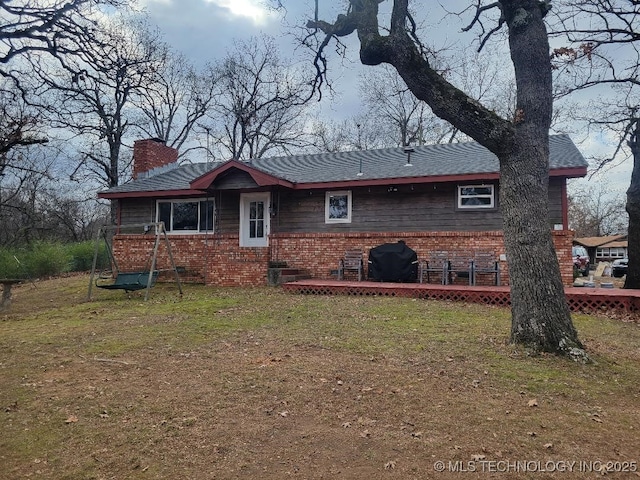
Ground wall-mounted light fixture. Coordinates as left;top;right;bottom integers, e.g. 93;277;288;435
404;146;415;167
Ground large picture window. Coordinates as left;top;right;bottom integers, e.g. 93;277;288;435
157;199;215;233
325;190;352;224
457;185;495;209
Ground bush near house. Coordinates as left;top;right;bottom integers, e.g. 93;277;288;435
0;240;108;279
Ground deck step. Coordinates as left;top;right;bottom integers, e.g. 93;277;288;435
279;273;312;284
267;267;311;286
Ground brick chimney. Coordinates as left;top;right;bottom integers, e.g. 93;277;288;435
132;138;179;179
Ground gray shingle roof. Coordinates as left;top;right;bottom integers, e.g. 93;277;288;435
102;134;587;195
104;162;211;194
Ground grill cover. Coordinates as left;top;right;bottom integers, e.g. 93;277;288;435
367;241;418;282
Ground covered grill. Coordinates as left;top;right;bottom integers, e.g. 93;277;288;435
367;241;419;282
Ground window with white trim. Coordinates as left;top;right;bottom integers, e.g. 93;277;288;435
325;190;352;223
457;184;495;209
596;247;627;258
157;199;215;233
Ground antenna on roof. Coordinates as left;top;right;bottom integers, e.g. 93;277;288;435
198;123;213;164
404;146;415;167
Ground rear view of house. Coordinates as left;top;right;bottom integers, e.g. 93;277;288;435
99;135;588;286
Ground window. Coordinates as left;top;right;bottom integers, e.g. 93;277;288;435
157;199;215;233
596;247;627;258
457;184;495;209
325;190;352;223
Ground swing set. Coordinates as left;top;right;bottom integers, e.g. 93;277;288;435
87;222;183;301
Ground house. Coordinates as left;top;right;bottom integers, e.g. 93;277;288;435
573;235;628;264
98;135;588;287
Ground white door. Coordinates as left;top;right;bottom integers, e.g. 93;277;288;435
240;193;270;247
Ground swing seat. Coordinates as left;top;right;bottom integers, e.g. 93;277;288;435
96;271;159;293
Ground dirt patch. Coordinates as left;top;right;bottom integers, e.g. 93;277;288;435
1;277;640;479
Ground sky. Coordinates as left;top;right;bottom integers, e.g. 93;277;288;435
135;0;475;119
133;0;633;199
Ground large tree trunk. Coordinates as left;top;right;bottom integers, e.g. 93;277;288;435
500;1;583;354
624;125;640;289
500;137;581;352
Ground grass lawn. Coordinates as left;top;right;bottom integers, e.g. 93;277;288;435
1;275;639;479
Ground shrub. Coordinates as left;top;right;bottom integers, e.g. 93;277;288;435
0;241;111;279
0;249;23;279
21;242;72;278
66;240;109;272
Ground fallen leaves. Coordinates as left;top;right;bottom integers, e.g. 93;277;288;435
65;415;78;424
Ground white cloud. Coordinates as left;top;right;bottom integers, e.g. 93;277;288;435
204;0;275;25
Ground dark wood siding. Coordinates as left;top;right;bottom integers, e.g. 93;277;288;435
273;183;503;233
272;179;566;234
118;178;567;234
120;198;155;225
213;170;258;190
214;191;240;234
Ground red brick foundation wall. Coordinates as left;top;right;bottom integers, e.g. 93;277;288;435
112;233;269;287
112;230;575;287
271;230;575;287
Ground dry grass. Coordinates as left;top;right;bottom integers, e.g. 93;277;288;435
1;276;639;479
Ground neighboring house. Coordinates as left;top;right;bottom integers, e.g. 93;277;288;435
99;135;588;287
573;235;628;264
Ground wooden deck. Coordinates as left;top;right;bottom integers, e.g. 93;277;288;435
282;279;640;316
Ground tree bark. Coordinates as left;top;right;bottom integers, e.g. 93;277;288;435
624;122;640;289
501;142;580;351
499;1;582;353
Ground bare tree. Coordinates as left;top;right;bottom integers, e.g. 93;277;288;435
0;0;126;84
0;143;56;246
360;65;452;147
568;183;628;237
550;0;640;288
307;1;585;357
359;46;516;148
134;52;219;156
0;80;48;178
30;15;167;222
204;35;313;160
307;114;390;153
